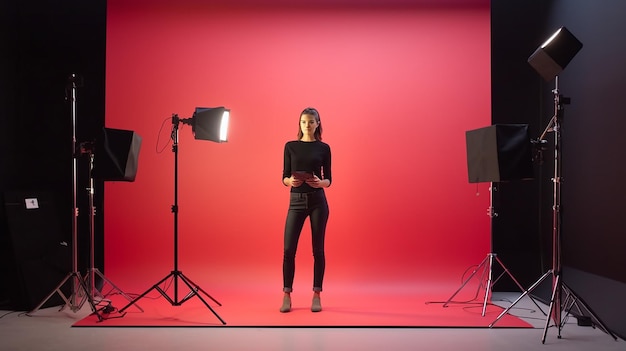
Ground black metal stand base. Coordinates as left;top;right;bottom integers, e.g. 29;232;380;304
118;270;226;325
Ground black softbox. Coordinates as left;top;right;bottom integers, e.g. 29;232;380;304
92;128;142;182
527;26;583;82
466;124;533;183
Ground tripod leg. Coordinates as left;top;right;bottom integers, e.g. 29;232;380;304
179;273;222;306
542;273;561;344
74;271;103;321
91;268;144;312
489;269;552;328
28;271;97;316
481;254;496;316
442;254;490;307
493;256;547;316
28;272;74;314
178;273;226;325
118;272;174;313
561;283;618;341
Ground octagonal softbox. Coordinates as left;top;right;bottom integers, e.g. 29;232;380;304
466;124;533;183
92;127;142;182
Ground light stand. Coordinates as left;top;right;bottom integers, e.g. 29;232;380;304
489;77;618;342
28;74;99;320
118;108;229;325
82;148;143;314
440;182;546;317
490;27;617;342
434;124;541;316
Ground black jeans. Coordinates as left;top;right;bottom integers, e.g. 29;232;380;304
283;190;329;293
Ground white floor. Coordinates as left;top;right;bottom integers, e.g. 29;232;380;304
0;293;622;351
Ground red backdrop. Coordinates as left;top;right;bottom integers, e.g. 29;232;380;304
104;0;491;293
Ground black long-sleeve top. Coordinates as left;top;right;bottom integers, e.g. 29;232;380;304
283;140;332;193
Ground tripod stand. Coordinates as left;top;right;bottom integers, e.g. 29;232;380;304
82;151;143;314
489;77;618;343
440;182;545;317
28;74;99;319
118;114;225;324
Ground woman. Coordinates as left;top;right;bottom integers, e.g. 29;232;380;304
280;107;332;313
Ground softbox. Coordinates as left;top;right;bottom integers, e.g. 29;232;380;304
527;26;583;82
92;127;142;182
192;107;229;142
466;124;533;183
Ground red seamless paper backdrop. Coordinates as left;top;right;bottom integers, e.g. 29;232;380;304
105;0;491;293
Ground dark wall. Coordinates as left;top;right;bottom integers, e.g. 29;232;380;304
492;0;626;340
0;0;106;309
547;0;626;286
1;0;19;186
490;0;551;292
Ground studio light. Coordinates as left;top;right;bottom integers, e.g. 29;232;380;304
182;107;230;142
465;124;533;184
29;75;143;321
93;127;142;182
119;105;230;325
527;26;583;82
438;124;540;318
492;27;616;343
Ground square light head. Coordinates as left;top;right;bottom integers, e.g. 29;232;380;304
528;26;583;82
192;107;229;142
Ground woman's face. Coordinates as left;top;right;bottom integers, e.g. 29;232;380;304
300;114;319;136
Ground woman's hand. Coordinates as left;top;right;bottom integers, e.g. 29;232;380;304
289;176;304;187
305;175;326;188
